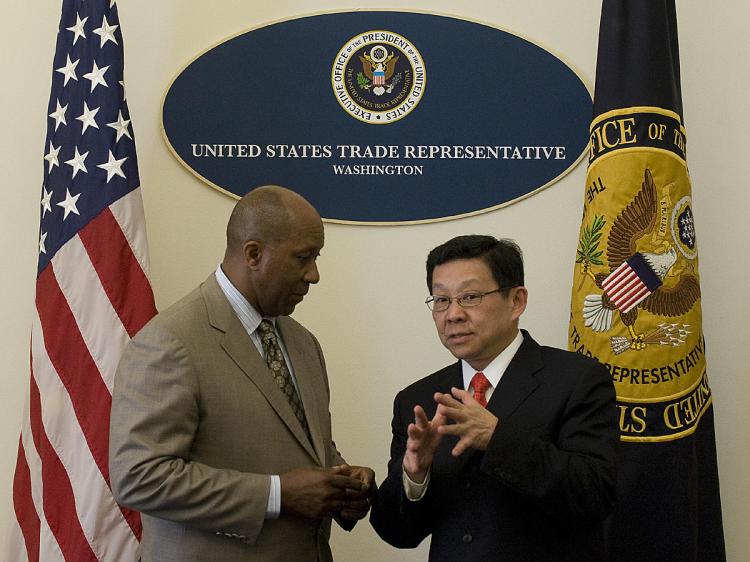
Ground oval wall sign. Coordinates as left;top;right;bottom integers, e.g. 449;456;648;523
162;11;591;224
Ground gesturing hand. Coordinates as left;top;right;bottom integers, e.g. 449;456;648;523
403;404;446;483
436;387;498;456
280;466;365;520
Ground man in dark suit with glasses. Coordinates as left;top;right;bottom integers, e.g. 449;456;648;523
371;235;619;561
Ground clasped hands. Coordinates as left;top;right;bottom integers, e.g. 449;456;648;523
403;387;498;482
280;464;375;523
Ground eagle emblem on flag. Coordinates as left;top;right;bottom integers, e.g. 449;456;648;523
578;169;701;354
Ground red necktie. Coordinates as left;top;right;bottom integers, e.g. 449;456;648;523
471;371;491;408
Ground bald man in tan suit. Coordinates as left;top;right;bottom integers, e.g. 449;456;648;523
110;186;374;561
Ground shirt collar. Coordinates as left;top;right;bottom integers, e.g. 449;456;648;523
462;330;524;390
214;265;275;335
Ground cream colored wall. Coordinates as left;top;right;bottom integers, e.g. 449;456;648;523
2;1;747;560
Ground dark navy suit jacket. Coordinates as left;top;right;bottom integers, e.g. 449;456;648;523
370;331;618;561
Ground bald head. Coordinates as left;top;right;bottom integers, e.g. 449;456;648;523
225;185;320;258
221;186;324;316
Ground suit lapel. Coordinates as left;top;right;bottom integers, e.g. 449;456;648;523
431;363;466;475
487;330;542;422
202;275;320;464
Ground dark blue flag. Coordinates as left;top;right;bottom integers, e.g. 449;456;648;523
569;1;725;560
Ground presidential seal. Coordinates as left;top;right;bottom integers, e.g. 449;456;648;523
331;30;426;124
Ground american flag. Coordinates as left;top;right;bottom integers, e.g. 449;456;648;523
602;252;662;314
7;1;156;560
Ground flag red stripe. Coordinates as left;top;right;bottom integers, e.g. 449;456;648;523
603;268;636;294
78;207;156;338
610;279;644;304
602;262;630;287
38;254;144;542
121;504;142;543
607;279;636;301
619;294;648;314
12;438;40;562
35;266;112;482
616;285;649;309
28;374;97;562
603;275;635;297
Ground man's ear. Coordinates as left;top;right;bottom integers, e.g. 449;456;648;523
243;240;263;268
511;286;528;320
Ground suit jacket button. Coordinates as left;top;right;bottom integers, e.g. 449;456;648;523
462;533;473;543
463;480;471;490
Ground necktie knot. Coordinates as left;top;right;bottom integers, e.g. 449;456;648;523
471;371;491;408
258;320;283;369
258;318;276;341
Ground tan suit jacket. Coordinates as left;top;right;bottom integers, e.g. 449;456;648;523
110;274;346;561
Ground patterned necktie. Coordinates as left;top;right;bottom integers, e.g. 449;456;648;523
471;371;491;408
257;320;309;435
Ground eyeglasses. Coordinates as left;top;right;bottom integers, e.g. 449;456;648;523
425;288;512;312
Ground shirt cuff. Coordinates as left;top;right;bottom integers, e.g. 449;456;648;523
402;467;431;501
266;475;280;519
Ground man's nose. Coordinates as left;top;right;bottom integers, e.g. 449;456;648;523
444;299;466;321
304;261;320;284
